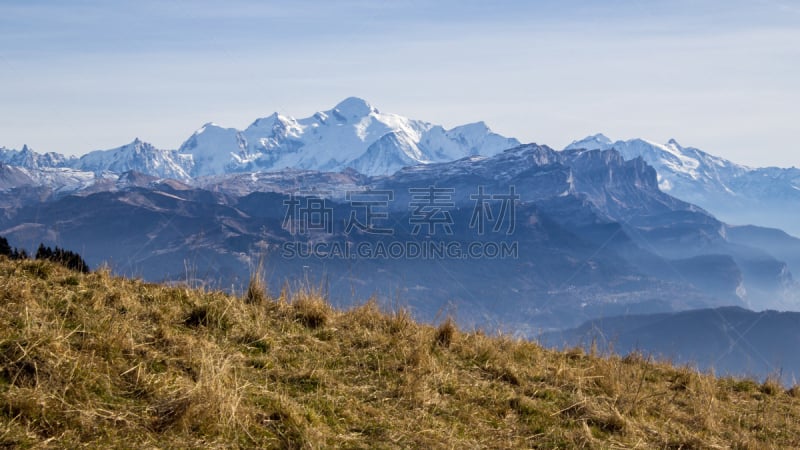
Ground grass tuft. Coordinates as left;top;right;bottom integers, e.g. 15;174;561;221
434;317;456;348
291;292;329;329
244;260;268;305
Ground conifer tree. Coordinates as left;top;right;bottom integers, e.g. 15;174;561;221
0;236;11;257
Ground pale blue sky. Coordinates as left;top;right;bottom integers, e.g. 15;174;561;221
1;0;798;167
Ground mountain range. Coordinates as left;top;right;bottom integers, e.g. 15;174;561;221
566;134;800;236
0;97;519;180
3;98;800;382
2;98;798;237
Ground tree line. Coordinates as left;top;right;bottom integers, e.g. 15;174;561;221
0;236;90;273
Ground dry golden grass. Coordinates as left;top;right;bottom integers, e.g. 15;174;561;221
0;257;799;448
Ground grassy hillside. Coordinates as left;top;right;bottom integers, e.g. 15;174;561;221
0;258;798;448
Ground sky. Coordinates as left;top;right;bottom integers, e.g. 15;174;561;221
1;0;798;167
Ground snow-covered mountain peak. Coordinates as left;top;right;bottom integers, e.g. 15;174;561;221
560;132;800;235
561;135;770;215
122;139;156;154
0;144;76;170
565;133;613;151
174;97;519;175
449;121;491;135
2;98;521;178
635;139;698;166
75;138;192;180
179;123;247;177
591;133;612;144
246;113;287;131
332;96;376;119
195;122;223;134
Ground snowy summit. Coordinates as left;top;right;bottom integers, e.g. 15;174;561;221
177;97;520;177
